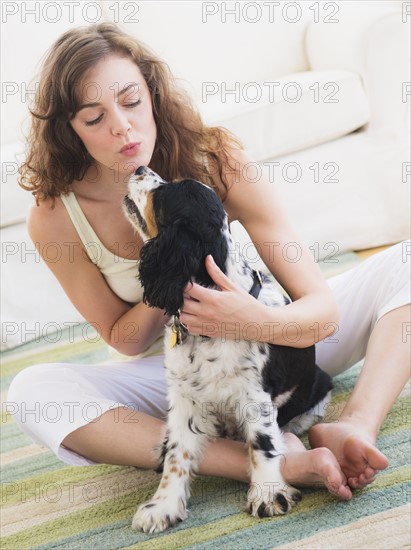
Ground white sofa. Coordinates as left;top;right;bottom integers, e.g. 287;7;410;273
1;1;410;350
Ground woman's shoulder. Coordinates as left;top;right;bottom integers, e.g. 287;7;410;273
209;147;264;221
27;194;75;244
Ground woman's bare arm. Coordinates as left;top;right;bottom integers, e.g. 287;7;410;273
27;197;167;356
181;149;339;348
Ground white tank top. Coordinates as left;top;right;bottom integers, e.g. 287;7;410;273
60;192;164;360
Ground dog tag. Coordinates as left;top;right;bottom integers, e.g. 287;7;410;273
170;325;178;349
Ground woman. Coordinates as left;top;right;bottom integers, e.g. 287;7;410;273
9;23;410;502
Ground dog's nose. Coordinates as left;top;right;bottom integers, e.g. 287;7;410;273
135;166;146;176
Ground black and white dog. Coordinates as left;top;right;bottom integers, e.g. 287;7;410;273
123;166;332;534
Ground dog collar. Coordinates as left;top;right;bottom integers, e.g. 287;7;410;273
249;270;263;299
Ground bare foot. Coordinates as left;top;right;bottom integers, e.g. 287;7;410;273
280;433;352;500
308;421;389;489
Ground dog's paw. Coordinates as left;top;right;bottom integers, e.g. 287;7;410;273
246;484;302;518
131;497;188;534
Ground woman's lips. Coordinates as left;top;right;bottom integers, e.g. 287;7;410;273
119;142;141;156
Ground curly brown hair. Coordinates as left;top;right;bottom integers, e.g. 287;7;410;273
19;23;242;204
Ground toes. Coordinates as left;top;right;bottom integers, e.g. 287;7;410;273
337;484;352;500
364;466;376;479
324;473;352;500
308;423;388;488
344;435;389;473
348;470;378;490
348;476;361;489
326;479;352;500
364;445;389;471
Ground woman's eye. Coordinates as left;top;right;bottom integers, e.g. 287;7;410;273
83;100;141;126
125;100;141;108
85;114;103;126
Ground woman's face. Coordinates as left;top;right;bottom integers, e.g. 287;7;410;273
70;53;157;181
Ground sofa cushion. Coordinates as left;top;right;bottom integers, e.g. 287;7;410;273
230;126;410;268
305;5;410;133
198;70;370;161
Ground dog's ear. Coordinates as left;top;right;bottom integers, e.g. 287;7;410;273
138;222;204;316
151;179;228;285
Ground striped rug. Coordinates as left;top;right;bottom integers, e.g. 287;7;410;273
1;252;410;549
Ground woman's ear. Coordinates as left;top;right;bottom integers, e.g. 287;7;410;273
138;224;202;316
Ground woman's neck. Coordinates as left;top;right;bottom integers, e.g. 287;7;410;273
72;164;133;201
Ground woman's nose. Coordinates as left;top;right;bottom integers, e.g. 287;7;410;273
110;107;131;136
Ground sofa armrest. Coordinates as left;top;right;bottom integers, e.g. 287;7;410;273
305;3;410;133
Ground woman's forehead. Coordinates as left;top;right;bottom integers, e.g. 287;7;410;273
77;54;147;101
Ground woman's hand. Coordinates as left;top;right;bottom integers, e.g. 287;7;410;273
180;255;264;341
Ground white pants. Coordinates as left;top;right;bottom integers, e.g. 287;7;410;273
7;241;411;466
